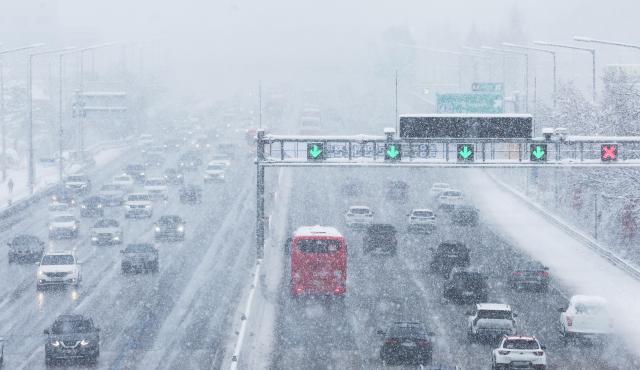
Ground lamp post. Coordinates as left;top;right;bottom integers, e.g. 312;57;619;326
28;47;75;194
574;36;640;51
534;41;596;102
0;43;43;182
503;42;558;109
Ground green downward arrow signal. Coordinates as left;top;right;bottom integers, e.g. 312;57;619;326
459;145;473;159
309;144;322;159
387;145;400;159
532;145;545;160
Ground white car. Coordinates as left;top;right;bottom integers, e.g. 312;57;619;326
36;252;82;290
559;295;612;341
113;174;135;191
124;193;153;218
48;202;71;213
204;161;226;183
48;213;80;239
492;335;546;370
467;303;516;341
429;182;450;199
63;174;91;194
344;206;373;228
437;189;465;210
98;184;127;206
407;208;436;233
90;218;123;245
144;178;169;200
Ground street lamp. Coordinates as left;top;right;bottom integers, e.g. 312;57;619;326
574;36;640;51
75;42;118;159
0;43;43;182
482;46;530;112
28;47;75;194
503;42;557;109
534;41;596;102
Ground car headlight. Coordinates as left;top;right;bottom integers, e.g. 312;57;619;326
97;204;103;208
51;340;60;347
49;225;54;231
113;235;120;240
141;172;145;176
145;204;152;208
52;195;58;201
177;174;183;178
71;225;77;230
80;339;90;346
177;225;184;232
38;270;44;277
180;162;185;166
91;236;98;241
155;227;161;232
81;205;87;208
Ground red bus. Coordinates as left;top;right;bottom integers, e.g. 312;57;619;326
290;226;347;297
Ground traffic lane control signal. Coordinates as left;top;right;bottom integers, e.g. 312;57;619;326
601;144;618;161
457;144;474;162
307;143;324;160
385;143;401;161
530;144;547;162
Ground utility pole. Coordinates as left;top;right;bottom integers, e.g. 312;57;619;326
395;69;398;134
258;80;262;129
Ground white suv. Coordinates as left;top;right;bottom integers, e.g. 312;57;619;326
204;161;226;183
144;178;169;200
407;208;436;233
124;193;153;218
48;213;80;239
36;252;82;290
559;295;612;341
492;335;546;370
467;303;516;341
437;189;464;210
429;182;450;199
344;206;373;228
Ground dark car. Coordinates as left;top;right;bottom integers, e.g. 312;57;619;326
363;224;397;255
508;261;550;291
163;168;184;185
378;322;435;365
385;180;409;202
178;151;203;171
443;270;489;304
180;185;202;204
120;243;159;273
144;153;165;168
124;163;146;184
50;187;77;208
80;196;104;217
8;234;45;263
154;215;186;241
451;205;479;226
429;242;470;276
44;314;100;366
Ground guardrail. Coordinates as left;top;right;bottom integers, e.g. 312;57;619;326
487;172;640;282
0;137;134;223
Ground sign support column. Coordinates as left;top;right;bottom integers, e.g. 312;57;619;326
256;129;265;259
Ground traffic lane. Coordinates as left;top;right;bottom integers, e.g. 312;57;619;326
271;168;361;369
3;159;250;369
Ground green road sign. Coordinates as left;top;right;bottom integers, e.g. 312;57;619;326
385;143;401;161
437;93;504;113
471;82;504;93
307;143;324;160
457;144;474;162
530;144;547;162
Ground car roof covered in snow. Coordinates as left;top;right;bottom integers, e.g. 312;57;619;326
293;226;342;238
570;295;607;306
476;303;511;311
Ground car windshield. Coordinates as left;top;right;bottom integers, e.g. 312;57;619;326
477;310;512;320
53;215;75;222
159;216;182;224
115;176;131;182
94;219;118;228
127;165;144;171
503;339;540;350
413;210;433;217
297;239;341;253
350;207;370;214
389;325;426;339
129;194;150;201
433;183;449;189
12;235;39;245
51;319;93;334
145;179;166;186
41;255;75;265
66;176;85;182
442;191;462;197
207;164;225;171
575;303;607;315
125;244;155;253
438;243;466;254
101;184;120;191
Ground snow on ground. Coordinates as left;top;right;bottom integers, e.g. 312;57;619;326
0;144;126;210
463;168;640;355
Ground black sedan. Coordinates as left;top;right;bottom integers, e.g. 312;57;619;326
508;261;550;291
154;215;186;241
378;322;434;365
8;234;45;263
44;314;100;366
80;196;104;217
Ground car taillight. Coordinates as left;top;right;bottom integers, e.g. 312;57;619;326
334;286;344;294
566;316;573;327
417;340;430;348
534;351;544;356
512;271;522;276
385;338;399;345
539;271;549;277
498;350;510;355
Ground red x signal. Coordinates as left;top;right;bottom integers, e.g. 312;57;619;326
601;144;618;161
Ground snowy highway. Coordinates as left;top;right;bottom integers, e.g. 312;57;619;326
268;168;640;370
0;142;256;369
